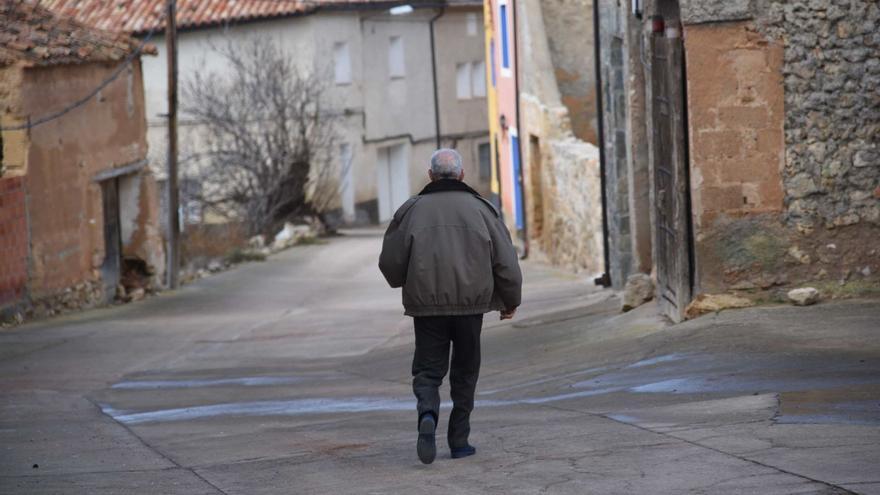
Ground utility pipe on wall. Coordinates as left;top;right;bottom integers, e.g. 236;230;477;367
592;0;612;287
512;0;529;259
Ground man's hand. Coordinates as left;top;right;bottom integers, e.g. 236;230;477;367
500;307;517;320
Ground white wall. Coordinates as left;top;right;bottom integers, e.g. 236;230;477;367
141;7;489;225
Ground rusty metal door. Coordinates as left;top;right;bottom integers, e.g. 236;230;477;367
651;36;692;322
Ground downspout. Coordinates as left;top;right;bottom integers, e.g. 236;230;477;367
512;0;529;259
429;8;446;149
592;0;611;287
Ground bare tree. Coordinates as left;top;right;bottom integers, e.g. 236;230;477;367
182;36;342;235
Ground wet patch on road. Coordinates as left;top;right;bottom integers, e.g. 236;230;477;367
111;376;306;389
98;353;880;427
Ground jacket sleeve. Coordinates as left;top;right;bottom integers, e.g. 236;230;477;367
489;216;523;309
378;198;417;288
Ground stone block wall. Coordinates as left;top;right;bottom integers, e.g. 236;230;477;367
757;0;880;231
544;139;605;273
684;22;785;231
518;0;605;275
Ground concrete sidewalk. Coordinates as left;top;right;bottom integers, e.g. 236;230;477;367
1;231;879;494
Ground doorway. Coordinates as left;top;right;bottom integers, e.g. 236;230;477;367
649;13;693;322
339;143;355;223
100;178;122;303
528;135;543;238
376;144;410;222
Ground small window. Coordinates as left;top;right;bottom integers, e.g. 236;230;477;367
478;143;491;180
388;36;405;78
456;63;472;100
466;13;478;36
471;60;486;98
333;42;351;85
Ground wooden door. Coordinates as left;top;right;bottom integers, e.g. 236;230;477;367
651;36;692;322
101;178;122;303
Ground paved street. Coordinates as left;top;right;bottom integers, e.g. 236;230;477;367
2;229;879;494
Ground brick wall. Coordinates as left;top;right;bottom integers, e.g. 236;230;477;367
0;176;28;311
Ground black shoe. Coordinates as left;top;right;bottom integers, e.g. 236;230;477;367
450;444;476;459
417;415;436;464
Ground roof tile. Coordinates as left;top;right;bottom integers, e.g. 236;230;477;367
0;0;151;67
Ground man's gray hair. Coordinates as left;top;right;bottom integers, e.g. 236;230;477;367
430;148;463;179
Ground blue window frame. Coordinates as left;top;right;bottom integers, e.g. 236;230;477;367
500;4;510;70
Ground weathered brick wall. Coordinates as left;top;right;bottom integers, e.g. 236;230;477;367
0;176;29;313
19;60;159;305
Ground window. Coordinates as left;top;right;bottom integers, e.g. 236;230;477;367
472;60;486;98
333;42;351;85
500;3;510;72
456;63;472;100
466;12;478;36
388;36;405;78
478;143;491;180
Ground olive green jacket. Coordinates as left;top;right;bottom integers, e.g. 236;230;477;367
379;179;523;317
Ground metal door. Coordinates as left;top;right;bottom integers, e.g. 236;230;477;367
651;36;692;321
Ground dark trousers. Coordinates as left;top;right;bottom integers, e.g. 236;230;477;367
412;314;483;449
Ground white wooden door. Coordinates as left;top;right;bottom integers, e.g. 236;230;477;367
377;144;409;222
339;143;355;223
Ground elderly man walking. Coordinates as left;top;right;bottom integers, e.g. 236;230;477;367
379;149;522;464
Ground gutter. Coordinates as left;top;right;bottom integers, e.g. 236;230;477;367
592;0;611;287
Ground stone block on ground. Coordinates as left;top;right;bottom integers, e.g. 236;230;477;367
272;222;315;251
787;287;820;306
622;273;654;312
684;293;754;319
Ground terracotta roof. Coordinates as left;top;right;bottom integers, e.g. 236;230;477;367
39;1;482;35
40;0;368;34
0;0;149;67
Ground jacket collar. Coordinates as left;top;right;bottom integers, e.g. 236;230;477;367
418;178;482;197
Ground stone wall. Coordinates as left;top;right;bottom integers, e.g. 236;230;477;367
539;0;598;144
543;139;605;273
676;0;880;296
757;0;880;232
518;0;605;274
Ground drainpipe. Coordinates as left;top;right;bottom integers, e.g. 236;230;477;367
512;0;529;259
429;8;446;149
592;0;611;287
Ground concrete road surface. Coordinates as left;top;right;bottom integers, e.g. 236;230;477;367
2;229;879;494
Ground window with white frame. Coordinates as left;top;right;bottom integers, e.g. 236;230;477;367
499;0;511;76
456;63;472;100
388;36;405;78
466;13;478;36
471;60;486;98
333;42;351;85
